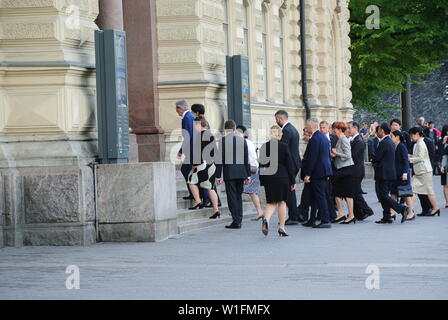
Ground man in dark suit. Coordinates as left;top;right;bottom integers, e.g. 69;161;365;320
176;100;197;200
347;121;374;220
368;127;380;161
372;123;408;224
215;120;251;229
302;118;333;228
275;110;302;225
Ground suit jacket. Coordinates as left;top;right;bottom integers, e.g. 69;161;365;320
179;111;196;163
368;137;379;161
372;136;396;181
350;134;366;178
259;140;296;186
333;135;354;170
215;133;251;181
409;138;433;175
330;134;338;149
302;130;333;179
281;122;302;174
395;142;410;178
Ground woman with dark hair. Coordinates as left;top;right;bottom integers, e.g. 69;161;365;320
186;116;220;219
438;125;448;207
390;130;414;222
331;122;356;224
408;127;440;216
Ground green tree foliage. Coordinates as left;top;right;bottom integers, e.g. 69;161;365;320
349;0;448;113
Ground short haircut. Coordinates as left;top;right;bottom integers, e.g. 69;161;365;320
175;100;189;110
428;121;434;125
375;125;380;133
224;120;236;130
390;118;401;126
347;121;359;131
320;120;329;126
191;103;205;115
379;122;391;135
307;118;319;129
332;121;347;132
236;125;248;138
275;110;289;119
391;130;404;143
409;126;424;136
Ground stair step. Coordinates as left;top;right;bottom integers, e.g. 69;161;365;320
177;202;255;222
177;211;258;234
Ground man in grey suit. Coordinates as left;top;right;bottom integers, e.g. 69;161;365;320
216;120;251;229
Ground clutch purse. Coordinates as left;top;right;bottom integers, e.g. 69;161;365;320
397;183;413;198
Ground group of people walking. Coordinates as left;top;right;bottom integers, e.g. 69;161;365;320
176;100;447;237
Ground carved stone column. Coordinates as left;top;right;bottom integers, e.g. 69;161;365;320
123;0;164;162
96;0;124;30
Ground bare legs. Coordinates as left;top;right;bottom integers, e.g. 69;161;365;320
444;185;448;207
428;194;439;213
188;184;218;213
249;193;263;218
336;197;354;221
264;201;287;230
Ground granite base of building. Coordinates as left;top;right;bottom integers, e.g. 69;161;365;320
96;162;177;243
0;166;96;247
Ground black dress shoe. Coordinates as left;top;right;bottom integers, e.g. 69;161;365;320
312;222;332;229
375;218;393;224
225;223;241;229
302;220;316;227
285;219;299;226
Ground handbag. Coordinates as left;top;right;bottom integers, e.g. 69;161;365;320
397;183;413;198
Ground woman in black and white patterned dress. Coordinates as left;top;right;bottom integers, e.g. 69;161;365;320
187;116;220;219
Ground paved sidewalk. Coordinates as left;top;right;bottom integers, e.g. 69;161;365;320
1;180;448;300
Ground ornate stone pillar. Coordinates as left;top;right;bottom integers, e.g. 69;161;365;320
123;0;164;162
96;0;124;30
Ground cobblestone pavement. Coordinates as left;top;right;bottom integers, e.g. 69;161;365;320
1;180;448;300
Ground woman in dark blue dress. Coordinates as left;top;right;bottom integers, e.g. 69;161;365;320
390;130;415;222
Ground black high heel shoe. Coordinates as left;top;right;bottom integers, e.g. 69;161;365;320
427;209;440;217
278;228;289;237
188;202;202;210
251;215;264;221
406;215;416;221
209;212;220;219
261;218;269;236
390;214;396;221
340;217;356;224
332;215;346;223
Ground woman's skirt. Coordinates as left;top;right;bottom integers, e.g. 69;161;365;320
187;162;216;190
243;169;260;195
263;178;290;204
412;171;435;195
332;166;356;198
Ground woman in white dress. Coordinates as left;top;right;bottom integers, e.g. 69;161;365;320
408;126;440;217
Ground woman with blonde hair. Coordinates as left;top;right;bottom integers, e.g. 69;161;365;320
258;125;297;237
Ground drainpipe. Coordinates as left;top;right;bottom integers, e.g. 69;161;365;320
299;0;311;120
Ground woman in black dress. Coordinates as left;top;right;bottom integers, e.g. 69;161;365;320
187;116;220;218
259;126;297;237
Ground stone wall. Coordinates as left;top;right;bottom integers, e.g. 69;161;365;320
157;0;354;161
354;60;448;128
0;166;96;246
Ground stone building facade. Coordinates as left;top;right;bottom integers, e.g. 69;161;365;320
0;0;353;247
158;0;354;157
